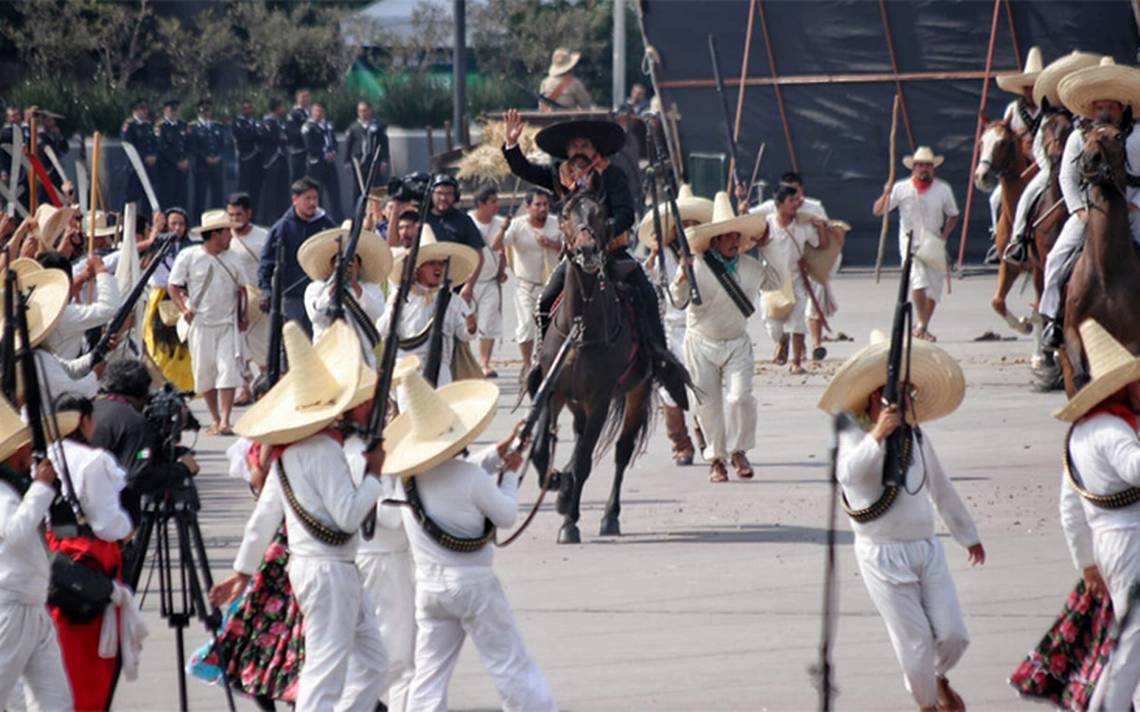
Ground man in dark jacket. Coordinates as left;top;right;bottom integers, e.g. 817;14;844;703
423;173;485;302
500;108;688;408
232;99;262;199
343;100;388;204
188;99;226;217
157;99;190;209
285;89;310;182
258;97;291;225
257;176;334;336
121;98;159;219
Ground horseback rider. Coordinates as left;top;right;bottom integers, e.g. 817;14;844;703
1041;57;1140;349
500;108;689;404
1003;51;1100;265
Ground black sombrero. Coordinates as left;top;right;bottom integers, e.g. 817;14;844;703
535;119;626;160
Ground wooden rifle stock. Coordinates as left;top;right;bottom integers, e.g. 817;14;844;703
90;234;177;363
265;238;286;386
881;229;915;488
422;258;452;387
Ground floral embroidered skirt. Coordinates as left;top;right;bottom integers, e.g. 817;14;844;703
1008;579;1114;710
190;527;304;702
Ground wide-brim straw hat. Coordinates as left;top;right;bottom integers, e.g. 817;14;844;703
0;265;70;349
190;209;240;235
1034;50;1103;108
33;204;78;248
996;46;1044;93
0;396;79;463
902;146;944;169
1054;319;1140;422
298;219;393;284
535;119;626;159
235;320;363;445
817;330;966;424
382;356;500;478
1058;57;1140;120
81;210;119;239
548;47;581;77
637;184;714;248
391;224;478;285
684;191;768;254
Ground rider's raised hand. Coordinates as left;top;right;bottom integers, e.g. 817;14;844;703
503;109;525;146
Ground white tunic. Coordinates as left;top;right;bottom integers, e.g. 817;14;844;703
304;278;386;364
887;178;959;261
0;481;54;604
377;284;473;388
47;439;132;542
468;212;507;284
503;216;560;286
226;225;269;282
669;253;776;341
345;435;408;555
44;273;121;360
167;246;245;327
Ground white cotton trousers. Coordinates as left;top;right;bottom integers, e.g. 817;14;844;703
911;262;945;304
408;564;556;712
513;279;543;344
244;318;270;372
473;281;503;340
763;273;810;339
357;550;417;712
854;536;970;708
188;321;243;392
289;557;388;712
1041;213;1140;320
658;322;686;407
1011;169;1051;240
0;603;72;711
684;333;756;462
989;184;1002;230
1087;528;1140;711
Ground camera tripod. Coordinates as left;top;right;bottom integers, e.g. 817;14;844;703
108;484;237;712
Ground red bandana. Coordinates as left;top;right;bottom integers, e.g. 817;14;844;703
1084;402;1139;432
911;176;933;194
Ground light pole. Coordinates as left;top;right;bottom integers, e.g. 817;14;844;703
453;0;467;145
612;0;626;109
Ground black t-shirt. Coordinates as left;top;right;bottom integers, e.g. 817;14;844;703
91;397;161;522
425;208;485;250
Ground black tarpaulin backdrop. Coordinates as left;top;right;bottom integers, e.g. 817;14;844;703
639;0;1139;265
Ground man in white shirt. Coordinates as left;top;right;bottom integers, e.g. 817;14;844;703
467;185;508;377
818;331;983;712
1055;319;1140;710
38;250;121;360
499;188;560;368
873;146;959;342
212;321;390;711
167;210;247;435
0;397;72;711
225;193;270;393
384;360;556;712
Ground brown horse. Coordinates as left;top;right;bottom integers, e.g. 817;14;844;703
1059;122;1140;394
527;190;654;544
974;119;1037;334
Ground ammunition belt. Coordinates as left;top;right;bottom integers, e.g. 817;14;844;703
277;460;354;546
841;486;899;523
404;476;494;553
1065;425;1140;509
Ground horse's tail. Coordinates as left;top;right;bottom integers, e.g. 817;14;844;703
595;379;654;464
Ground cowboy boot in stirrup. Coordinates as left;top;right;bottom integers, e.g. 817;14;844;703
663;405;694;465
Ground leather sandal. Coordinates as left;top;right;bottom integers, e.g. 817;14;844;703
774;335;789;365
936;676;965;712
709;460;729;483
730;451;754;479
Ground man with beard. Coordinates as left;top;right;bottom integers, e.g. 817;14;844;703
873;146;959;342
286;88;311;182
344;100;388;204
232;99;263;198
157;99;190;210
302;101;341;219
258;97;292;224
188;100;226;218
226;192;270;391
120;98;159;220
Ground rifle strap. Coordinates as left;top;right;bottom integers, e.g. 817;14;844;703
841;426;914;523
277;459;354;546
702;253;754;317
1064;424;1140;509
404;475;494;552
344;290;381;347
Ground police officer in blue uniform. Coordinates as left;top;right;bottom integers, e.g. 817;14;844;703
232;99;262;200
121;98;159;218
258;97;292;225
188;99;227;217
343;99;388;203
285;89;310;183
302;101;341;219
157;99;190;209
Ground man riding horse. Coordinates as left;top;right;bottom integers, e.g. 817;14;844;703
500;109;689;407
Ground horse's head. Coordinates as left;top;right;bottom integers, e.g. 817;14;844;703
974;120;1016;192
1040;110;1074;165
559;190;610;275
1081;122;1128;193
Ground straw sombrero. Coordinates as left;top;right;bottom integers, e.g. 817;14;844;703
235;320;363;445
902;146;944;169
1034;50;1103;108
996;46;1044;93
684;191;768;254
298;219;393;284
382;356;499;478
391;224;478;285
1057;57;1140;120
817;330;966;423
191;209;239;235
0;265;71;349
0;396;79;463
33;204;77;248
80;211;120;240
637;184;714;248
548;47;581;77
1054;320;1140;422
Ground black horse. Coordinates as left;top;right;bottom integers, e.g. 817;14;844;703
528;190;654;544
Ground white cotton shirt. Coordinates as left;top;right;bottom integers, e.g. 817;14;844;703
233;433;383;574
376;284;473;387
887;178;959;261
761;214;821;281
836;427;979;547
44;272;121;359
227;225;269;284
468;212;507;283
669;253;777;341
167;246;244;327
35;349;97;403
304;277;386;364
0;480;55;605
503;216;561;285
345;435;409;555
397;447;516;569
47;438;132;542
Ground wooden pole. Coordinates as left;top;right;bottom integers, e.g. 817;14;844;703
874;95;900;284
27;115;38;217
87;132;101;301
756;0;798;173
728;0;758;190
1004;0;1022;71
877;0;916;152
955;0;1002;273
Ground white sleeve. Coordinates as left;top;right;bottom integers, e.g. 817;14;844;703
448;297;474;343
0;482;54;544
1060;131;1085;212
835;430;884;488
887;182;904;212
1032;128;1048;169
233;465;286;575
471;468;519;528
316;451;384;532
83;454;133;542
167;250;191;288
470;445;504;475
304;280;332;332
376;297;395;336
920;436;979;547
360;283;386;321
63;273;121;331
941;183;960;218
1103;420;1140;486
1059;472;1096;571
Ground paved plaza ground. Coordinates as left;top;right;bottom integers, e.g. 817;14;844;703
113;267;1081;711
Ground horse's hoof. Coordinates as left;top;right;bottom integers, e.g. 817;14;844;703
557;525;581;544
599;518;621;537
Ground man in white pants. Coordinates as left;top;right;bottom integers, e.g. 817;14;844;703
818;331;985;712
500;188;561;369
1041;58;1140;349
211;321;389;711
468;185;508;377
672;192;779;483
168;210;248;435
873;146;959;342
1056;319;1140;711
385;359;556;712
225;192;270;392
